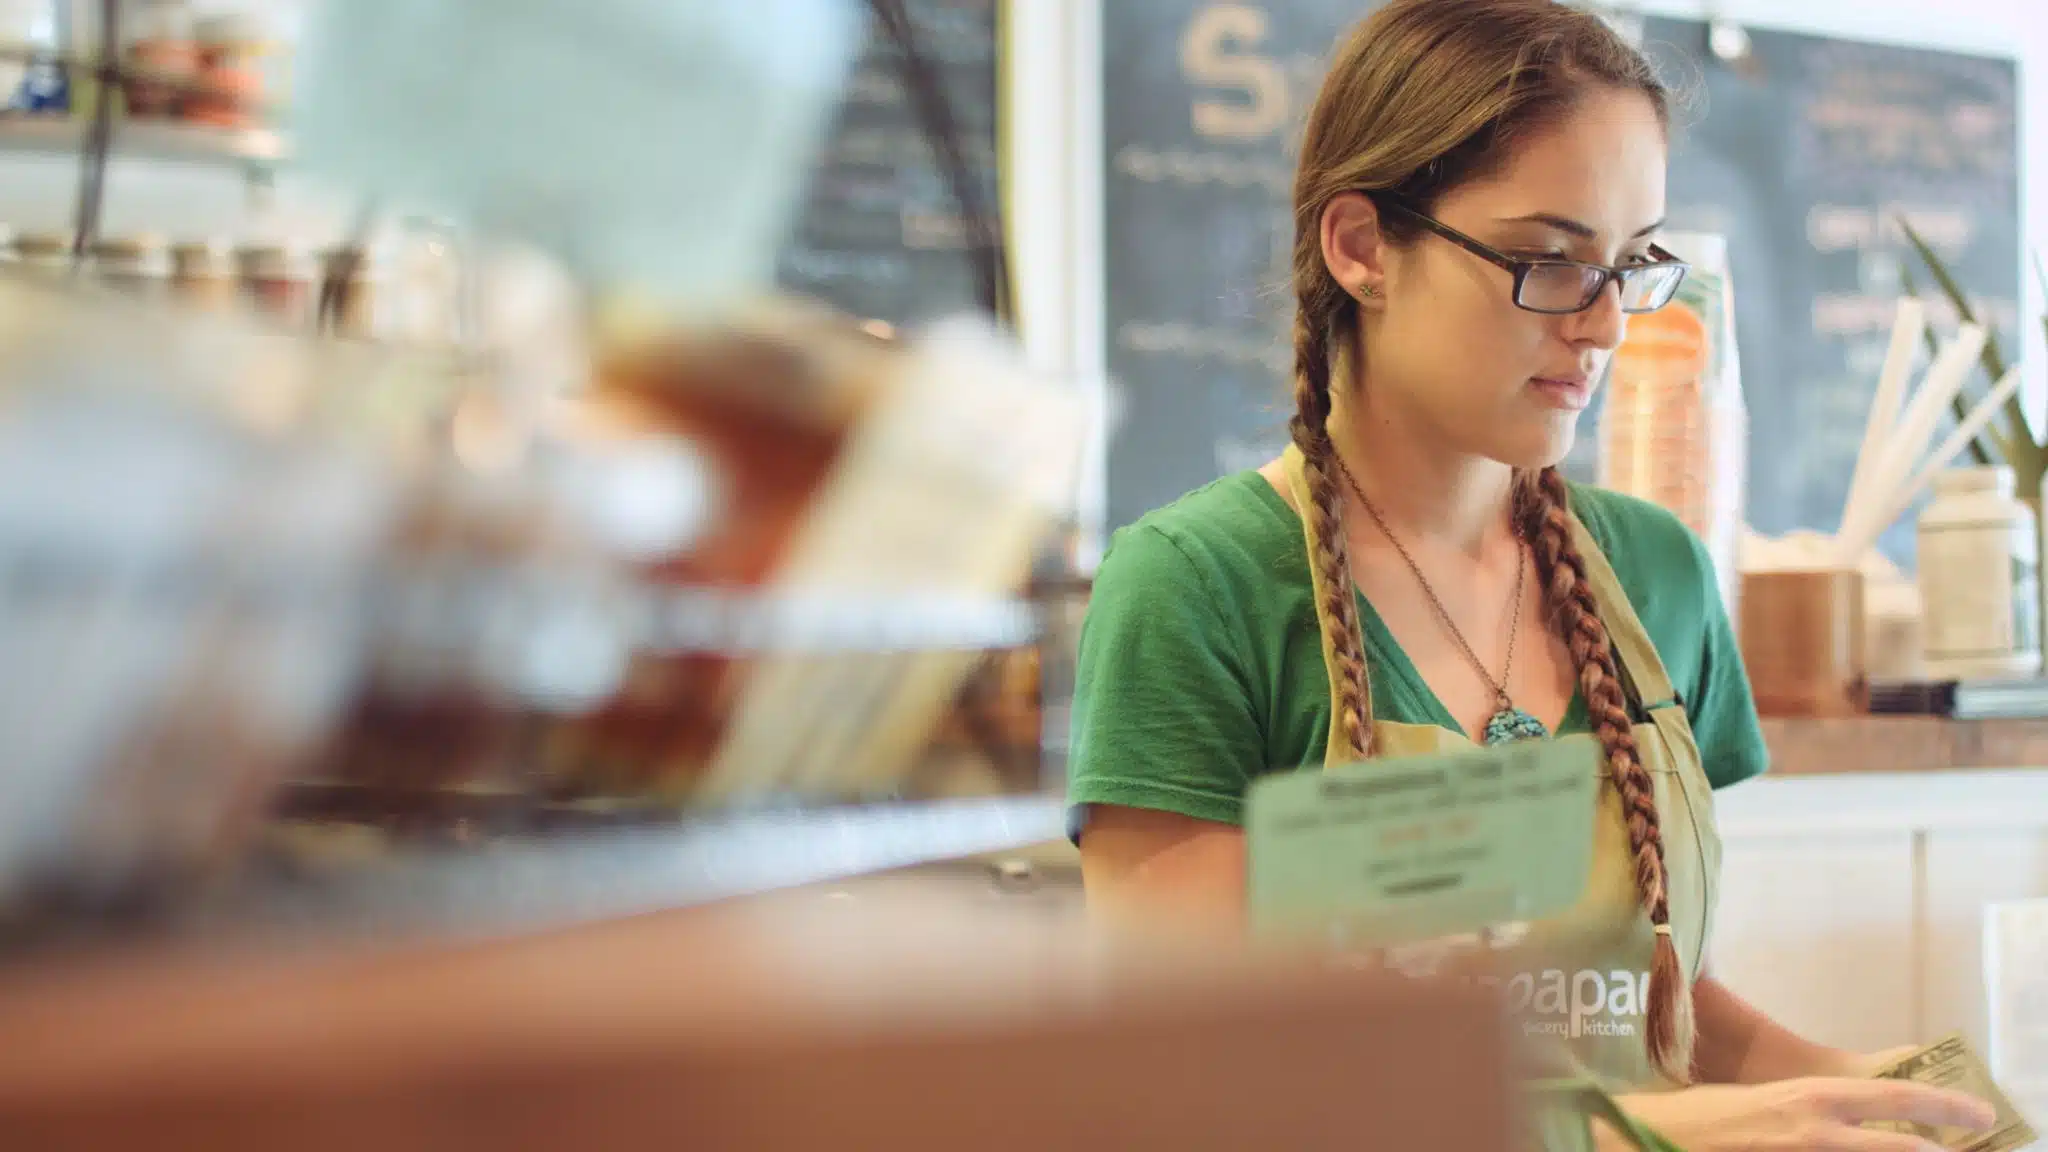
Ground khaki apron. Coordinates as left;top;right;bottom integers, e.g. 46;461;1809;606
1281;446;1722;1093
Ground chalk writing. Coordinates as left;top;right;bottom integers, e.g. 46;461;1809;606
777;0;1001;326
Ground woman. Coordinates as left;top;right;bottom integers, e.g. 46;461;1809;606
1068;1;1993;1147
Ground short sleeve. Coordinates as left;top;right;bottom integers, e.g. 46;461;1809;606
1065;524;1264;837
1682;530;1769;790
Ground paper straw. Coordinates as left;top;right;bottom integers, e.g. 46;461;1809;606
1836;324;1988;561
1839;298;1925;543
1863;366;2025;552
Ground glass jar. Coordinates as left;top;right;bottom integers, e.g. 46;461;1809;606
90;235;170;297
235;242;313;324
123;0;197;119
187;12;267;129
11;231;74;276
170;239;238;310
1917;466;2041;679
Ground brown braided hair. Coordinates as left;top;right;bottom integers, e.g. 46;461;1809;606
1288;0;1693;1080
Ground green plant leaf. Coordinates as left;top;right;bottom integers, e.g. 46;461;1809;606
2034;251;2048;448
1898;262;1999;465
1898;218;2036;473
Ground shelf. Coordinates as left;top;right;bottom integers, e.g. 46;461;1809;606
633;587;1041;653
0;115;286;170
17;794;1072;954
0;550;1042;658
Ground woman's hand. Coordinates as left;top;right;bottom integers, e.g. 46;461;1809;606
1601;1076;1997;1152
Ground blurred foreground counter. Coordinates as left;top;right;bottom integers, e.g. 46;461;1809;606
0;876;1516;1152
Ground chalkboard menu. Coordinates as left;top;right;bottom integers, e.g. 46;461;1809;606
1102;2;1352;531
1101;3;2020;566
1637;17;2018;564
776;0;1005;327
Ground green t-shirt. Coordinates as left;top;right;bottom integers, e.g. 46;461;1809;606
1066;470;1767;836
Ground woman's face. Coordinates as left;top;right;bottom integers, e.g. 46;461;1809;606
1342;86;1670;469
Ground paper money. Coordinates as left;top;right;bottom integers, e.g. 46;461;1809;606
1870;1034;2038;1152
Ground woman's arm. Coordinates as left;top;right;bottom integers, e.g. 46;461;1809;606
1078;804;1248;938
1690;972;1877;1083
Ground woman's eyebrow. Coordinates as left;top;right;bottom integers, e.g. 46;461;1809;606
1497;212;1667;240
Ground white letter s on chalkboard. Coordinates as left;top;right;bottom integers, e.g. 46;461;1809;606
1181;4;1287;140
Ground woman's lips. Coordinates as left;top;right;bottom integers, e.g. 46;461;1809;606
1530;375;1592;411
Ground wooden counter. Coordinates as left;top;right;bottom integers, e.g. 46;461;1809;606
987;715;2048;872
1762;716;2048;776
0;876;1516;1152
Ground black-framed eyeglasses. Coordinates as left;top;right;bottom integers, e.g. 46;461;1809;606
1380;200;1689;315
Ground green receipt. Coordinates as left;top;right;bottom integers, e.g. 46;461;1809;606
1245;738;1602;947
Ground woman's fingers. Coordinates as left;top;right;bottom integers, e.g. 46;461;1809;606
1814;1125;1950;1152
1809;1077;1998;1131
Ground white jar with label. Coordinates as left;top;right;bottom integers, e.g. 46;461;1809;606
1917;466;2041;679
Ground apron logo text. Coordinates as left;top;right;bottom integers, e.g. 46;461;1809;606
1494;968;1651;1038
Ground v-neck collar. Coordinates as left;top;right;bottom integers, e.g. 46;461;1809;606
1245;467;1589;740
1351;585;1588;741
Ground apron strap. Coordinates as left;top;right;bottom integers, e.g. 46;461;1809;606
1561;511;1679;711
1280;443;1361;768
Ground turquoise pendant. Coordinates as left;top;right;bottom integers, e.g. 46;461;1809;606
1483;707;1549;745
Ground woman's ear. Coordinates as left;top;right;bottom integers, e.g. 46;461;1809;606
1320;192;1391;303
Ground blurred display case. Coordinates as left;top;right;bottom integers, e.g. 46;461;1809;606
0;0;1068;930
0;4;1532;1149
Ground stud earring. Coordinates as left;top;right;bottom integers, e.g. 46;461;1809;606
1357;284;1380;299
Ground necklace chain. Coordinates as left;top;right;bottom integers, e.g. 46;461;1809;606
1332;454;1525;713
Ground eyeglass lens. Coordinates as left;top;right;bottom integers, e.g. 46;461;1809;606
1518;262;1687;314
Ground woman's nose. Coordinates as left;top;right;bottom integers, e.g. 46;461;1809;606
1563;279;1628;350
